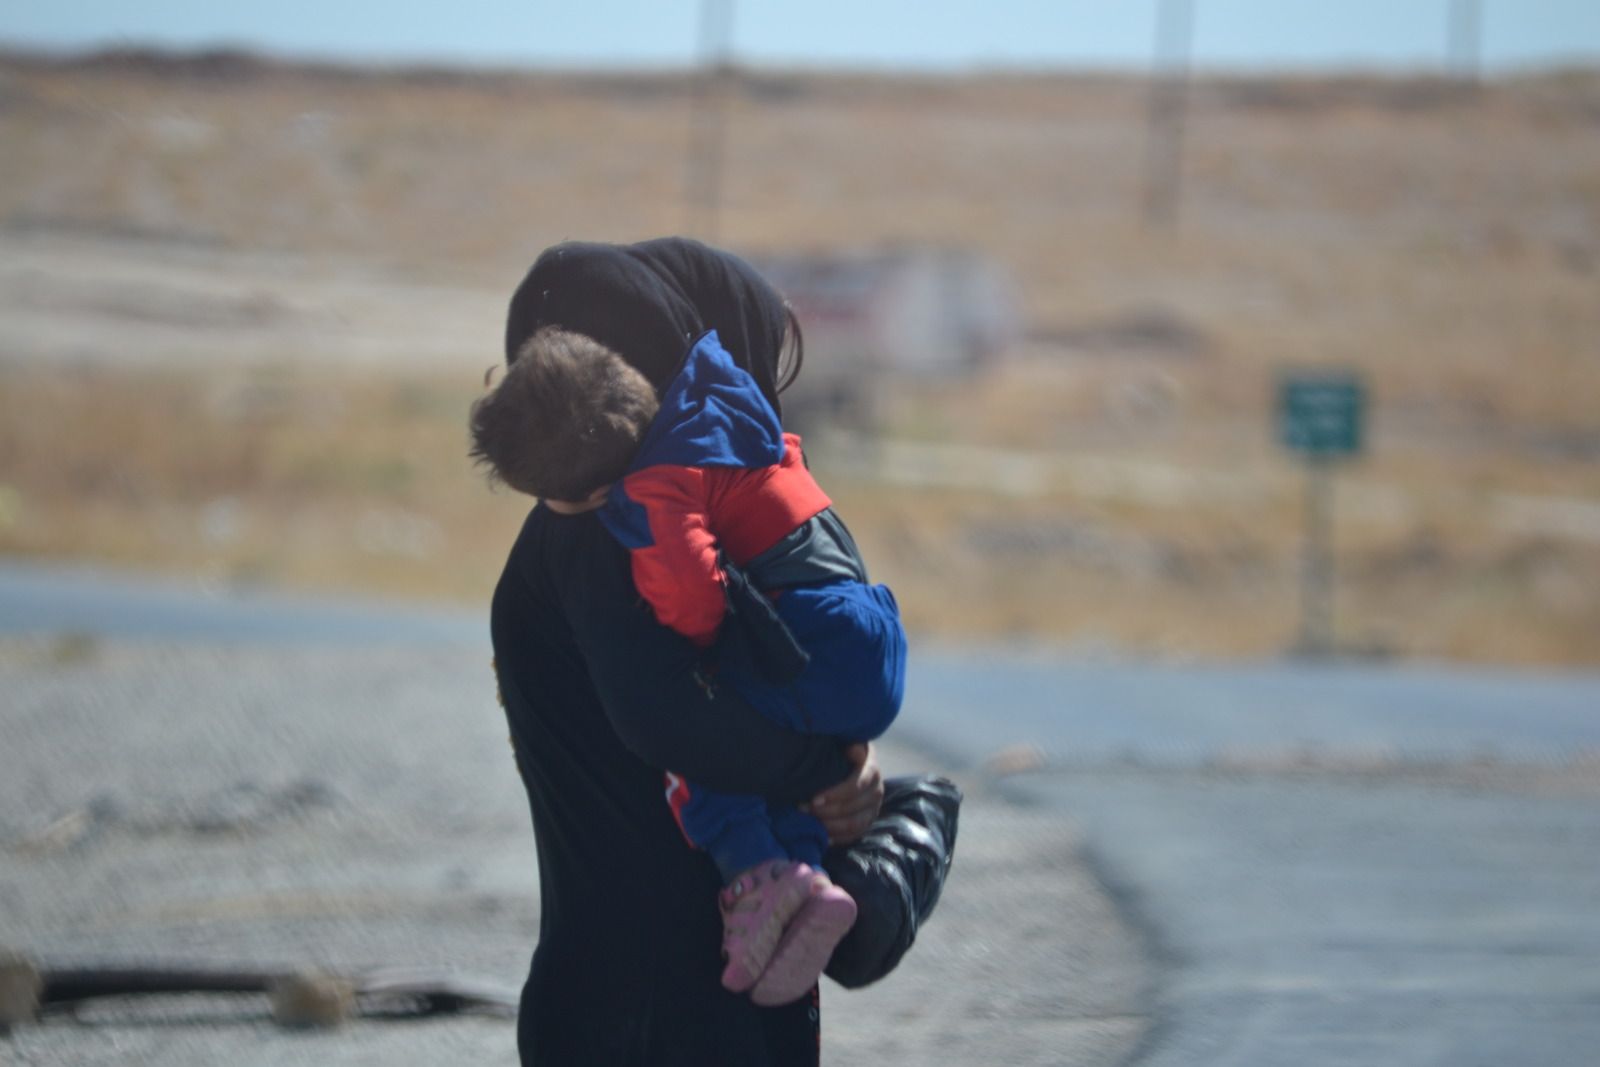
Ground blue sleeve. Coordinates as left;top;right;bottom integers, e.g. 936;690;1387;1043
558;523;850;803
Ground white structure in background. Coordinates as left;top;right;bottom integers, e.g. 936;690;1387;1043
749;245;1020;425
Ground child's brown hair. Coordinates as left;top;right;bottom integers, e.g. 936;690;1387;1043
470;327;659;501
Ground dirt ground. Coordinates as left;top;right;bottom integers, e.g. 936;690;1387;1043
0;636;1151;1066
1;52;1597;665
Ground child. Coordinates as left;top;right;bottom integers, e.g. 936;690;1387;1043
471;324;906;1006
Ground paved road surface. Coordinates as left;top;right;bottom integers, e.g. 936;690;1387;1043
5;561;1599;1065
1014;772;1600;1066
903;645;1600;768
903;647;1600;1066
0;562;482;645
0;564;1149;1066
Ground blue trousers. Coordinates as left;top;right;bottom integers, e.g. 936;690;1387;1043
669;579;906;880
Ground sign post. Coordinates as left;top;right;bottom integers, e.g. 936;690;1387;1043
1277;371;1366;656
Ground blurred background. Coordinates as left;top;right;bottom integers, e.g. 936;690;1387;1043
1;0;1598;665
4;4;1600;1064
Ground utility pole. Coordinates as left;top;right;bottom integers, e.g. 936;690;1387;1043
1447;0;1482;84
1142;0;1195;230
687;0;735;241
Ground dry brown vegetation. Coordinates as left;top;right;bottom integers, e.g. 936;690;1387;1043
1;51;1597;665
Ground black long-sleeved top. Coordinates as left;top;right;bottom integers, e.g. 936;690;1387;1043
491;501;851;1066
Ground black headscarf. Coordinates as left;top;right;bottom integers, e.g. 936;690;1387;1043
504;237;791;417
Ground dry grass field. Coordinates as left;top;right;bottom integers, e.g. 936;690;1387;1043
1;50;1597;665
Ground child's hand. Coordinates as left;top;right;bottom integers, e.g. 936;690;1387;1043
804;743;883;845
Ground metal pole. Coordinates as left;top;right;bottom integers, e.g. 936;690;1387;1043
1447;0;1482;84
687;0;734;240
1299;458;1335;656
1142;0;1194;230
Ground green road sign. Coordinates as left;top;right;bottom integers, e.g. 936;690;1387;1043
1278;372;1366;458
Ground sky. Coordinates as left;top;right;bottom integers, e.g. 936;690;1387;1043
3;1;1599;74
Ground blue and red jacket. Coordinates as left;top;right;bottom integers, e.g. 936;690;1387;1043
599;330;831;647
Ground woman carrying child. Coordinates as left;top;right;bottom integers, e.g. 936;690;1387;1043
479;237;953;1066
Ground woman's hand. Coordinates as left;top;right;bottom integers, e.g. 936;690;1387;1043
803;742;883;845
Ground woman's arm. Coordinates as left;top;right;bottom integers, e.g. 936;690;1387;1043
561;526;852;805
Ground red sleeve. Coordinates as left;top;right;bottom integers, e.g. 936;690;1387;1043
620;466;726;646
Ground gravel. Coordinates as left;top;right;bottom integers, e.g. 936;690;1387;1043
1;637;1150;1065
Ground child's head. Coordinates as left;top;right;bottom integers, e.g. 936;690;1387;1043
470;327;660;501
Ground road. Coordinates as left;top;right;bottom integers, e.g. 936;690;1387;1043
4;561;1599;1065
1014;771;1600;1066
0;561;482;645
0;562;1147;1067
901;644;1600;768
901;646;1600;1066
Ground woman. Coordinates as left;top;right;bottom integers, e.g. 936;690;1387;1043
488;237;953;1065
